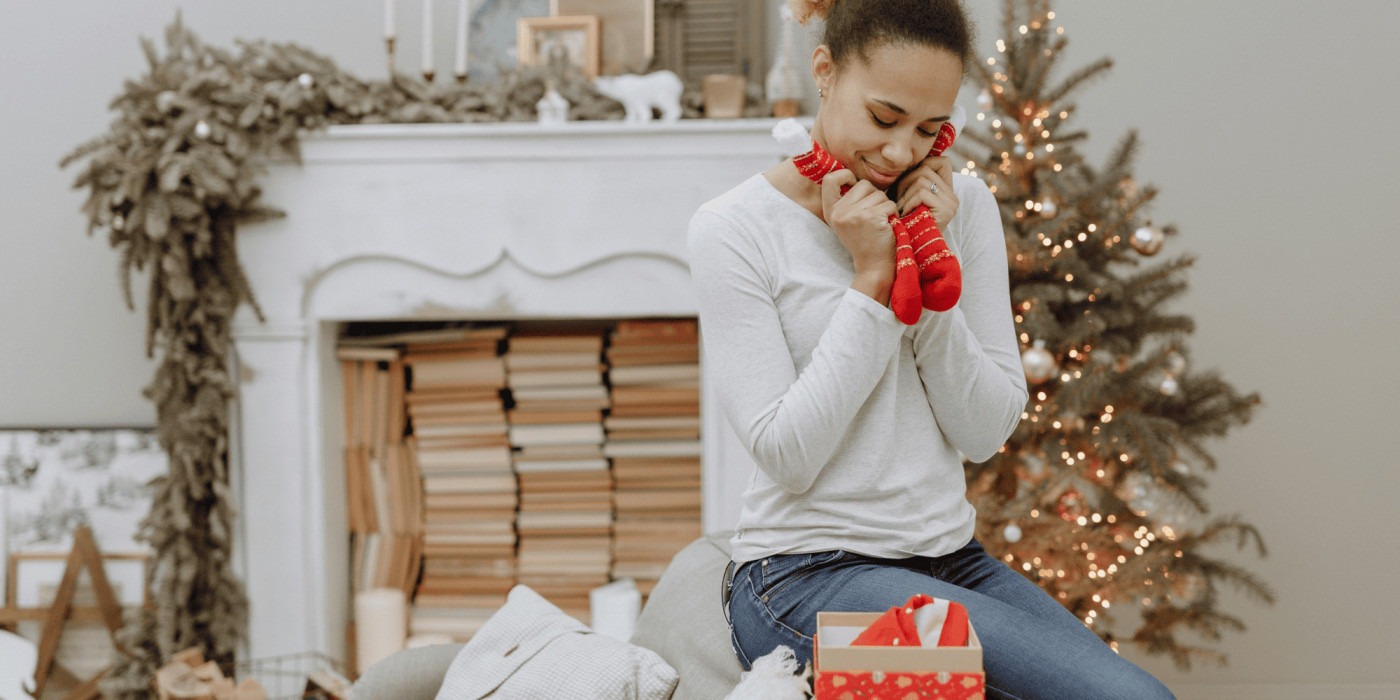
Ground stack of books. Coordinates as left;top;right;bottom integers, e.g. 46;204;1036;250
399;325;514;641
602;319;703;598
507;328;612;623
337;343;421;599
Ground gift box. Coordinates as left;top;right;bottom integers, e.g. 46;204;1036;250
814;611;985;700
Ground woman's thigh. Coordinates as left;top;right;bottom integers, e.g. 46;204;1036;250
728;548;1174;700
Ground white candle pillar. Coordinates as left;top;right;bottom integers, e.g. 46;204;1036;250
421;0;435;80
454;0;470;79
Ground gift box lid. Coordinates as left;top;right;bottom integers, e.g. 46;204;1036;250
815;612;983;674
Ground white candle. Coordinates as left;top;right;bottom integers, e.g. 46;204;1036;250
355;588;408;672
422;0;434;76
455;0;470;77
384;0;396;39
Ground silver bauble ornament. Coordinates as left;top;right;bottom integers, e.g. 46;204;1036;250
1130;224;1164;256
1158;372;1179;396
1021;339;1058;384
1013;142;1027;156
156;90;179;113
194;120;212;140
298;72;315;89
1173;573;1206;603
1165;350;1187;375
1038;197;1058;218
1003;523;1023;543
977;89;993;111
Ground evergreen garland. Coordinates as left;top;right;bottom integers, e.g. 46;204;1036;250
60;14;753;694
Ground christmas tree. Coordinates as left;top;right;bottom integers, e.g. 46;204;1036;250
957;0;1274;668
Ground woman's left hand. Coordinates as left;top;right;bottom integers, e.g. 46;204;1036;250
893;153;958;223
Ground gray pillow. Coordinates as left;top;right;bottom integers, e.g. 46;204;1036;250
354;643;462;700
631;532;744;700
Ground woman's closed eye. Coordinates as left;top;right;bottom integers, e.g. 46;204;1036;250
870;112;939;138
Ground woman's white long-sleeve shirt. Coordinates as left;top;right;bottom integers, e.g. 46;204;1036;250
687;171;1029;566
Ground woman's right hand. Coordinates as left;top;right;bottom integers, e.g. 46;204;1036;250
821;171;897;298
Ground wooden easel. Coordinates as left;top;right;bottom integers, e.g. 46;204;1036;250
30;525;126;700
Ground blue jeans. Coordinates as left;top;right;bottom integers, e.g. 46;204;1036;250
722;539;1175;700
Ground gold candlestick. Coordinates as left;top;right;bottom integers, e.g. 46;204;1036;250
423;69;436;83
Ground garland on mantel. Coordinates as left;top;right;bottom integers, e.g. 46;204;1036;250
60;14;767;694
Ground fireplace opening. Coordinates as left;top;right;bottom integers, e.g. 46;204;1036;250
334;316;702;649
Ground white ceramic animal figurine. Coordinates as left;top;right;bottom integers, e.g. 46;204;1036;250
0;629;37;699
593;70;684;123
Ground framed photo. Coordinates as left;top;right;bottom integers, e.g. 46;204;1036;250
467;0;551;82
517;15;602;79
7;552;149;609
550;0;654;75
0;428;163;606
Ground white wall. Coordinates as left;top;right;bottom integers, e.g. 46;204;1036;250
3;1;1397;695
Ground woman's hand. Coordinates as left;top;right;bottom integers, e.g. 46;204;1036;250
821;171;897;297
894;154;959;223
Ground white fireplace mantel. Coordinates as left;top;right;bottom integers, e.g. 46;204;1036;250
230;119;798;663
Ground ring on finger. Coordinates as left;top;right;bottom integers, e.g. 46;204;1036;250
928;181;940;196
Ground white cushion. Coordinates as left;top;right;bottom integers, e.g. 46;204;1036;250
434;584;678;700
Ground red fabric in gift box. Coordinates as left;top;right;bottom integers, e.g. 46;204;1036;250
851;593;969;647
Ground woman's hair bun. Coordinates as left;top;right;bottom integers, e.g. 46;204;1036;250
787;0;839;26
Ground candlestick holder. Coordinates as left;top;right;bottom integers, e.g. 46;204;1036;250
422;69;436;83
385;37;396;75
455;73;468;85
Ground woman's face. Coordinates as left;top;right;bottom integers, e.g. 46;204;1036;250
811;41;962;190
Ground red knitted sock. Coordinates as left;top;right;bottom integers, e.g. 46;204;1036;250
908;121;962;312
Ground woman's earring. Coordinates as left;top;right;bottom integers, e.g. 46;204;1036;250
818;87;824;98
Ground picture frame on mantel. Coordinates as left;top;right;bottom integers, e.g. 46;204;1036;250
518;15;602;79
550;0;655;76
466;0;551;83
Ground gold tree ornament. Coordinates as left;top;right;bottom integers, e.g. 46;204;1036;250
1130;223;1165;255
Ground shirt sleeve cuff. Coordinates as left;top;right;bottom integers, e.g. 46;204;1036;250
839;287;907;338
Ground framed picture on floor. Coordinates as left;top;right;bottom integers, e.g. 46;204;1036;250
7;551;149;609
517;15;602;79
0;428;163;606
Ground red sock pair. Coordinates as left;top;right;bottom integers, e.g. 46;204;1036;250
792;122;962;324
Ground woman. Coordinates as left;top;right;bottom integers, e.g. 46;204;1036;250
686;0;1175;697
